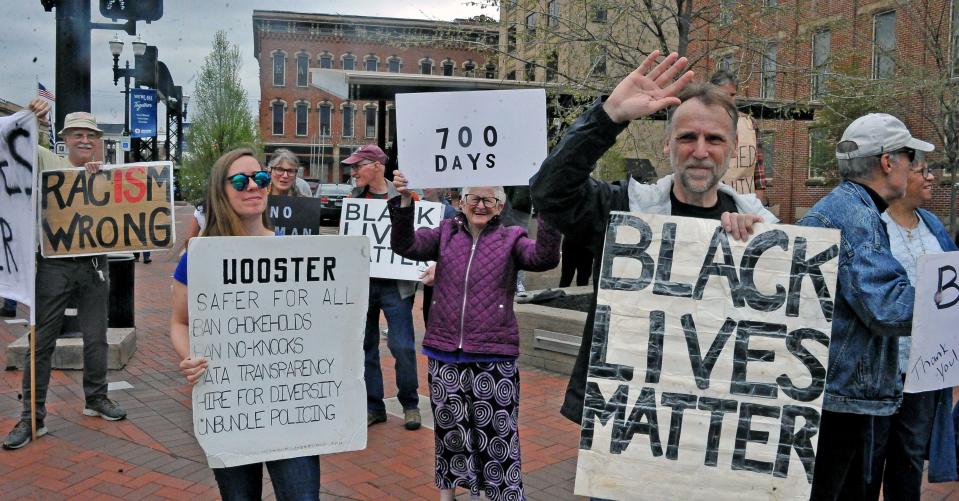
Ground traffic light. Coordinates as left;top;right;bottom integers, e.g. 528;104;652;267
99;0;163;22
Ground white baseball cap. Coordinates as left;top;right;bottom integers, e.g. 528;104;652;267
835;113;933;160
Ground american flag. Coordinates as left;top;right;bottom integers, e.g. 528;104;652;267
37;83;55;101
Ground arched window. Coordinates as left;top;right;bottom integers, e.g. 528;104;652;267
319;51;333;69
342;53;355;70
388;56;401;73
342;103;356;137
463;60;476;77
296;52;310;87
442;58;455;76
318;102;332;136
271;100;286;135
272;50;286;86
295;101;309;136
364;104;377;138
485;62;496;79
420;57;433;75
364;54;379;72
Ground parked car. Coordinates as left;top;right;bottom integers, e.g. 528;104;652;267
302;177;321;195
315;183;352;225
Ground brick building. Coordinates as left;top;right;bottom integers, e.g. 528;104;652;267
688;0;958;225
253;10;499;183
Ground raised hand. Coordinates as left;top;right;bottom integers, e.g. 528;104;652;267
602;50;695;124
393;170;413;207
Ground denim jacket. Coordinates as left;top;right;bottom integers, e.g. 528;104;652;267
798;180;915;416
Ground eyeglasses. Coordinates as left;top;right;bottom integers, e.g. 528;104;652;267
349;161;374;171
909;164;942;177
463;194;500;208
226;171;271;191
271;166;297;177
888;148;916;163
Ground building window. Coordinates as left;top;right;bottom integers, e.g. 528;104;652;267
271;101;284;135
295;102;308;136
546;51;558;82
952;0;959;75
272;51;285;86
526;12;537;40
593;53;607;76
507;70;516;80
525;61;536;81
594;6;607;23
760;131;775;183
296;53;309;87
365;55;378;72
547;1;560;28
442;59;455;76
342;54;355;71
365;106;377;138
485;62;496;79
719;0;733;26
761;43;777;99
808;128;832;178
464;60;476;77
342;104;355;138
318;102;331;136
319;52;332;69
719;54;735;72
386;106;395;142
388;56;401;73
873;10;897;78
507;25;517;53
811;30;831;101
420;58;433;75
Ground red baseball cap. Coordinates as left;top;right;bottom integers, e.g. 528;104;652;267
342;144;388;165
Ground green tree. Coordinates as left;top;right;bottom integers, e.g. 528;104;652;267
181;31;259;203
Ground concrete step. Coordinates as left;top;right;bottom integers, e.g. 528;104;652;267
4;328;137;370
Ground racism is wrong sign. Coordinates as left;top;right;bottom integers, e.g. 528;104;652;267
339;198;443;281
394;89;547;189
574;213;840;501
40;161;175;257
188;235;370;468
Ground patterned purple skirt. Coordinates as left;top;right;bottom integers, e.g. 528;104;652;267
427;358;524;501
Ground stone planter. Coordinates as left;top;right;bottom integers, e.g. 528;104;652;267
515;286;592;375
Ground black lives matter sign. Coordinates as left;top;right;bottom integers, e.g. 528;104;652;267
574;213;839;501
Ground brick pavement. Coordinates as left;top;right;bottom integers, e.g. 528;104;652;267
0;205;955;500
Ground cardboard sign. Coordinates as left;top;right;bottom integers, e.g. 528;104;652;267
268;195;323;236
40;161;175;257
130;88;158;138
395;89;547;189
0;111;38;321
339;198;442;281
575;213;840;501
721;113;758;195
187;235;370;468
905;251;959;393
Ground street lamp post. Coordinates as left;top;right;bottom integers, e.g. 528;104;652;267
109;34;147;163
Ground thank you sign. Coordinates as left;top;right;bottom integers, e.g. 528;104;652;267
395;89;547;188
40;161;175;257
0;111;38;317
188;235;370;467
904;251;959;393
575;213;839;500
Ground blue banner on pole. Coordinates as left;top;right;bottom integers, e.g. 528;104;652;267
130;88;157;138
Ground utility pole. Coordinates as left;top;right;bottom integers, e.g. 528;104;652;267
51;0;92;134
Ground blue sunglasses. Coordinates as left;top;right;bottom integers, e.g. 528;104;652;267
226;171;271;191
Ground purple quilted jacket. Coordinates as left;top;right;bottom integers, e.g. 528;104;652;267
388;198;560;356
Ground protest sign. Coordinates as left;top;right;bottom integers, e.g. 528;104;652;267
0;111;38;319
339;198;443;281
188;235;370;468
395;89;547;189
130;88;158;138
575;213;840;501
904;251;959;393
268;195;323;236
720;114;758;195
40;161;175;257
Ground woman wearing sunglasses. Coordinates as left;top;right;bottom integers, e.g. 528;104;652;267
168;147;320;500
268;148;312;197
873;154;958;498
388;171;560;501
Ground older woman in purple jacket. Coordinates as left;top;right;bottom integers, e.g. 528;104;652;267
389;171;560;501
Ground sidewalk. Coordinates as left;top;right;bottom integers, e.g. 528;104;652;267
0;205;955;500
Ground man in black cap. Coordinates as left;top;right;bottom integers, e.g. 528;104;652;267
343;144;422;430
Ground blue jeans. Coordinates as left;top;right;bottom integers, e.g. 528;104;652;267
364;279;419;415
213;455;319;500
